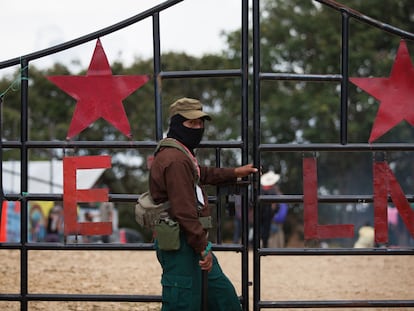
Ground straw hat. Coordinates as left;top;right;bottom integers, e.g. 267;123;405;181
260;170;280;186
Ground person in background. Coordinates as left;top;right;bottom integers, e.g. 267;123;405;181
82;211;94;243
354;222;374;248
232;195;242;244
100;201;114;243
268;184;288;248
150;97;257;310
45;203;63;242
260;170;281;248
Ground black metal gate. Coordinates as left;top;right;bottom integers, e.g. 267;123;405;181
252;1;414;309
0;0;413;310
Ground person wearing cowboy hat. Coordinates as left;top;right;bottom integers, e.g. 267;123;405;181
260;170;281;248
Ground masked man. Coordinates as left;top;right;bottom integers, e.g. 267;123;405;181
150;98;257;310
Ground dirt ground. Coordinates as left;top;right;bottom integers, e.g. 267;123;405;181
1;248;413;311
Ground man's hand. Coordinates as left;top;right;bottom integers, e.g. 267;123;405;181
199;251;213;272
234;163;258;178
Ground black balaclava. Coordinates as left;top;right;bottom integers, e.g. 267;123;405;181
167;114;204;154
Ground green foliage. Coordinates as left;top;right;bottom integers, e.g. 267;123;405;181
247;0;414;195
1;0;414;236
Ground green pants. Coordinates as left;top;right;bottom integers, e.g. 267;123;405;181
156;234;242;311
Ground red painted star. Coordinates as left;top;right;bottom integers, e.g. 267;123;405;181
350;39;414;143
47;39;149;139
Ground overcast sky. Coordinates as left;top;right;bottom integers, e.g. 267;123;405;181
1;0;241;75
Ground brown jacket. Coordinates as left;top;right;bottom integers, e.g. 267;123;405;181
149;146;236;253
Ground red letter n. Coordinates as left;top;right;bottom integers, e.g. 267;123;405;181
374;161;414;244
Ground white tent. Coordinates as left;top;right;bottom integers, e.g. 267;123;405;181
2;160;106;194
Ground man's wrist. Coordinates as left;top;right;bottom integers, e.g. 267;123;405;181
202;241;212;258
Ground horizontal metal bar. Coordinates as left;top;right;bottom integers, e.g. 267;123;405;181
2;140;243;149
2;140;157;149
5;193;413;205
213;244;244;252
0;243;21;249
316;0;414;41
160;69;242;79
0;242;155;251
0;242;244;252
5;141;414;151
259;299;414;308
2;193;139;202
6;193;414;207
260;73;342;82
258;248;414;256
260;143;414;152
1;243;412;254
0;294;21;301
28;293;161;303
258;194;414;204
2;194;218;205
3;296;413;308
201;141;244;148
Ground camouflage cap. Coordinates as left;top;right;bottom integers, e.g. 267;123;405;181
169;98;211;120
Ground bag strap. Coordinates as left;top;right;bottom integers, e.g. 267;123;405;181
155;138;200;183
151;138;202;214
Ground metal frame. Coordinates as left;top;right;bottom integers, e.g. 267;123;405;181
1;0;414;310
252;0;414;310
0;0;251;310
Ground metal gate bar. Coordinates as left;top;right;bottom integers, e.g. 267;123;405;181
1;0;414;310
252;0;414;310
0;0;250;310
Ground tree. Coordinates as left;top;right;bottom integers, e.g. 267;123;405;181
222;0;414;194
220;0;414;243
2;0;414;241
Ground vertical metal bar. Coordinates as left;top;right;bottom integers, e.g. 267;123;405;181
0;96;4;232
201;270;208;311
215;147;222;244
20;58;29;311
153;12;163;141
340;12;350;145
241;0;249;162
240;0;250;309
252;0;262;310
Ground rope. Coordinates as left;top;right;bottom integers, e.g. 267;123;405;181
0;60;29;100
